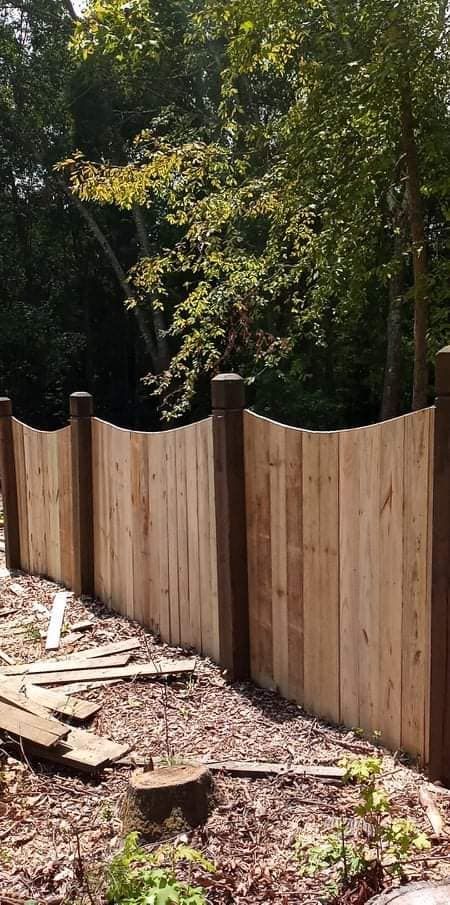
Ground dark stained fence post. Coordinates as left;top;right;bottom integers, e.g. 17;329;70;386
70;392;94;597
0;398;20;570
429;346;450;782
211;374;250;680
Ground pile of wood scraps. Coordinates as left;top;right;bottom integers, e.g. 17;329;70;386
0;591;196;772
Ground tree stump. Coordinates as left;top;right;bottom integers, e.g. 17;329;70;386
368;882;450;904
121;764;213;841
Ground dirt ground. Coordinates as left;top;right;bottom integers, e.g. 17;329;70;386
1;528;450;904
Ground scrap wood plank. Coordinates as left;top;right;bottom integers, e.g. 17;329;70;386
0;652;132;676
45;591;72;651
183;759;344;782
0;651;15;665
13;659;196;686
55;679;118;695
23;728;130;771
4;680;100;721
0;698;70;748
71;638;141;660
0;679;67;724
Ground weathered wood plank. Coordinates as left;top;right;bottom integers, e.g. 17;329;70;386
339;429;360;728
45;591;70;651
269;422;289;697
245;413;273;688
303;431;340;723
0;698;69;747
402;409;432;756
1;652;131;676
15;659;196;685
5;681;101;720
379;416;404;750
285;428;303;704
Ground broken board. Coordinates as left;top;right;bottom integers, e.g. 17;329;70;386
1;679;100;721
0;652;131;676
0;698;69;748
13;659;196;686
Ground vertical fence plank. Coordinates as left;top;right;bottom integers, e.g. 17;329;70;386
244;412;272;687
58;428;73;587
358;425;381;735
379;416;404;750
12;419;29;572
285;428;303;703
70;393;94;597
212;375;250;680
270;423;289;697
303;431;340;722
175;428;190;647
130;432;150;629
158;433;171;643
186;426;201;650
429;347;450;781
339;430;361;728
166;430;180;646
402;409;431;757
207;419;220;662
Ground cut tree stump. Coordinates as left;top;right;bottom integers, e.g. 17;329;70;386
368;882;450;903
121;765;213;841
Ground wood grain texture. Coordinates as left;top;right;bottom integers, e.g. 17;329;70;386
302;430;340;723
91;418;218;659
12;421;73;584
244;409;433;763
244;412;273;689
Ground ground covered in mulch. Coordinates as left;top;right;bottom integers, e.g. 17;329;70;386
1;531;450;904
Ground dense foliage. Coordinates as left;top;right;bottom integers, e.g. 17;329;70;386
1;0;450;427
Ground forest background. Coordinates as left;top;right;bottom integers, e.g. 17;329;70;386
1;0;449;430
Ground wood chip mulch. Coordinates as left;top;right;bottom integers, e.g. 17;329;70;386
0;527;450;904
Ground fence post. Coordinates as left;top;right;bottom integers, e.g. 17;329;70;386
211;374;250;680
429;346;450;782
0;398;20;571
70;392;94;597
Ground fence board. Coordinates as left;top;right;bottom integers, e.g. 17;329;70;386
402;409;432;756
379;416;404;750
303;431;340;723
11;421;73;585
244;412;273;688
244;408;433;761
90;418;218;657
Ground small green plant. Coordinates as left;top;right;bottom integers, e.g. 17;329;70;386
25;624;41;642
106;832;214;905
296;756;430;902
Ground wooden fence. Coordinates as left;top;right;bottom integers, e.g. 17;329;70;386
1;350;450;781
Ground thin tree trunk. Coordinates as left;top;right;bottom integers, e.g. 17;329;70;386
63;187;160;369
400;71;428;410
381;268;403;421
132;205;170;372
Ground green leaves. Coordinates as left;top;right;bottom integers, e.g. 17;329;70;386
106;833;213;905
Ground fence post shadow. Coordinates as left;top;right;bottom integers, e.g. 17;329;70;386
0;397;20;570
428;346;450;781
70;392;94;597
211;374;250;681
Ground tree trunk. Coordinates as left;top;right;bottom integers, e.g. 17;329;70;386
132;205;170;373
381;221;405;421
63;187;161;369
121;765;213;841
400;71;428;410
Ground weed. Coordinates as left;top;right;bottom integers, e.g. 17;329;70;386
106;832;214;905
296;756;430;902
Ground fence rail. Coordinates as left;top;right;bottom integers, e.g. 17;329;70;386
1;352;450;782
